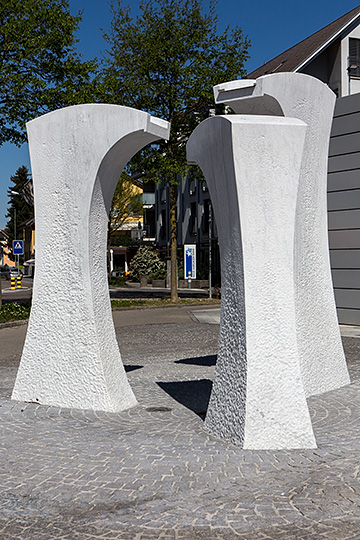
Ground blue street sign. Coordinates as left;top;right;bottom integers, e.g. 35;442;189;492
184;244;196;279
13;240;24;255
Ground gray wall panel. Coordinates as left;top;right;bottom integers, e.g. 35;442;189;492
329;94;360;325
327;190;360;211
330;249;360;268
329;230;360;249
334;92;360;117
328;209;360;229
334;288;360;308
328;170;360;191
331;269;360;289
330;112;360;137
328;153;360;172
329;131;360;156
336;308;360;326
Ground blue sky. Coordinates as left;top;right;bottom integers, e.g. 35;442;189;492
1;0;359;229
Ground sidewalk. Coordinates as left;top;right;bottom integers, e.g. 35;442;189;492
191;307;360;338
0;306;359;539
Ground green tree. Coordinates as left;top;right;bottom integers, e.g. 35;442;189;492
5;166;34;258
108;173;143;242
129;246;165;281
0;0;97;146
100;0;250;300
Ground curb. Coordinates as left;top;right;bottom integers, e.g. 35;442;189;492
111;301;221;311
0;319;28;329
0;301;221;328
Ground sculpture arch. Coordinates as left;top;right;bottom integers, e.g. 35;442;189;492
12;104;170;412
187;73;350;449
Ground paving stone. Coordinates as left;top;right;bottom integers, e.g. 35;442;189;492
0;307;359;538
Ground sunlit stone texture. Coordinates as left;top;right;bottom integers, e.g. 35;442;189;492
187;114;316;449
214;74;350;398
12;105;170;412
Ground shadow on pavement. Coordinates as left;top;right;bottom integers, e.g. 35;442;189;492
157;379;213;419
175;354;217;367
110;288;208;300
124;364;143;373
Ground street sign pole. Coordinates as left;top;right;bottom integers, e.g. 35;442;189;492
209;203;212;298
13;240;24;274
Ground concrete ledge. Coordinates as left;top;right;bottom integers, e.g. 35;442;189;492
178;279;209;289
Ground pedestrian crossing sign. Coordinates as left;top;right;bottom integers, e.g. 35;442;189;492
13;240;24;255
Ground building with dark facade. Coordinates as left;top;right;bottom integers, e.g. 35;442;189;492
152;173;220;285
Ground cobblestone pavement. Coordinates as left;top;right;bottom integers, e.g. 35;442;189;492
0;306;359;539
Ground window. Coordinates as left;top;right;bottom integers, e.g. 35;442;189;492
189;178;196;196
202;199;210;234
160;185;166;203
189;202;197;235
159;209;167;240
349;38;360;77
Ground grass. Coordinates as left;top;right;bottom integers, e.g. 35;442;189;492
109;276;127;287
0;302;32;323
111;297;220;309
0;297;220;324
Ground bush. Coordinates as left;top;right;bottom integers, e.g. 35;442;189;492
109;276;127;287
129;247;165;281
0;302;31;323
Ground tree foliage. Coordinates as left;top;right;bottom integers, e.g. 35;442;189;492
100;0;250;182
5;166;34;253
0;0;97;146
100;0;250;299
129;246;165;281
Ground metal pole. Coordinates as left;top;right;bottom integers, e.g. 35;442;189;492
110;249;114;274
209;202;212;298
11;191;20;274
14;206;19;273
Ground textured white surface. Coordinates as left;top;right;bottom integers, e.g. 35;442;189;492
214;73;350;397
12;104;170;412
187;115;316;449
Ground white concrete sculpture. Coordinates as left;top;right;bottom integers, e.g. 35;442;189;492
12;104;170;412
187;114;317;449
213;73;350;397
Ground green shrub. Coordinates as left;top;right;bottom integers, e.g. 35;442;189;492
0;302;31;323
129;247;165;281
109;276;127;287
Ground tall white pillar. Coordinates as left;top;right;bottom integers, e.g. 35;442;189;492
214;74;350;397
12;104;170;412
187;115;316;449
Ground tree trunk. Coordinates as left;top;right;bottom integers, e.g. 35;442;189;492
169;183;178;301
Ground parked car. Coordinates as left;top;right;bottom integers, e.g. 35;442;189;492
10;268;23;278
0;265;11;280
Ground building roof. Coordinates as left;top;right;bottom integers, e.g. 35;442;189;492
0;229;9;241
248;5;360;79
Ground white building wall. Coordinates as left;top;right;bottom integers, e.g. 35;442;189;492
341;25;360;96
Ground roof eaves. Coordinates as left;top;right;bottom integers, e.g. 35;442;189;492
293;10;360;72
247;5;360;79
